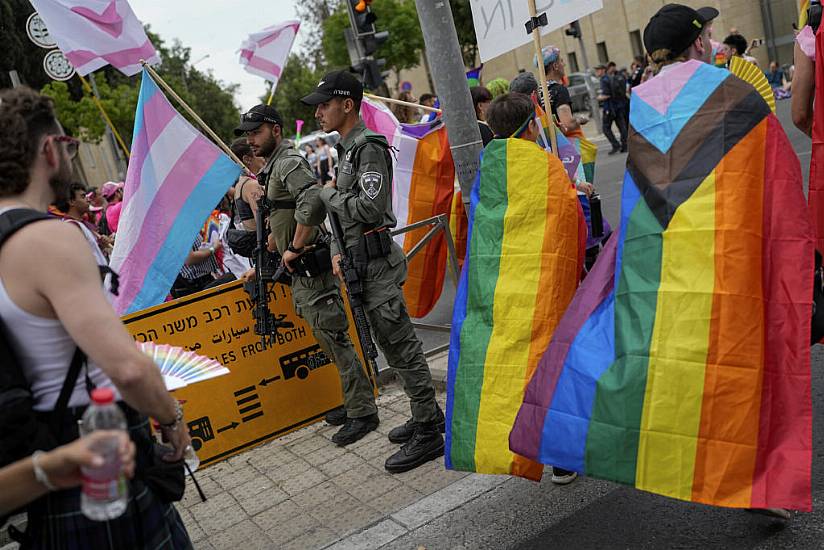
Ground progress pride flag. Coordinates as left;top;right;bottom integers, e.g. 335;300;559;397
29;0;159;76
238;20;300;91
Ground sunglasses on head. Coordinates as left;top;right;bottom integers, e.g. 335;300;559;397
48;135;80;159
242;111;280;125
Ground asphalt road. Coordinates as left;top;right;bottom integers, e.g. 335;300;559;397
385;100;824;549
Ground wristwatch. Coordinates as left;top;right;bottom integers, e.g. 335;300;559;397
160;401;184;430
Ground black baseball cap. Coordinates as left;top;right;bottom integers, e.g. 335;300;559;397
301;70;363;105
643;4;717;59
233;104;283;137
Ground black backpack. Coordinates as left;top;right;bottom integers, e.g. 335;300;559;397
610;73;628;101
0;210;88;471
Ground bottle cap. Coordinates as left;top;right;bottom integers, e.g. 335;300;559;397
90;387;115;405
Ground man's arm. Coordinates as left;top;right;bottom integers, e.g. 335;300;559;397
8;223;189;459
792;42;815;137
319;143;388;225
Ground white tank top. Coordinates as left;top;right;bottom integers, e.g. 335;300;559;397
0;208;118;411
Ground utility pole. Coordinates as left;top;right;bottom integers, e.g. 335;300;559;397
88;72;127;179
415;0;482;205
565;21;601;129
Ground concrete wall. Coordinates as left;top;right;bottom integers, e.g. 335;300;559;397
399;0;800;97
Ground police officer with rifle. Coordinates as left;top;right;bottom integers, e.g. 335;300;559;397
302;72;445;473
235;105;379;447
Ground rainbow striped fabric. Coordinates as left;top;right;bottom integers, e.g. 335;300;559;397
446;137;585;481
510;61;814;510
361;97;456;318
110;70;242;314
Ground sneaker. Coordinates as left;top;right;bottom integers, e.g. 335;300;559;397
325;407;347;426
607;147;620;155
388;406;446;444
551;467;578;485
331;414;379;446
385;423;445;473
745;508;792;521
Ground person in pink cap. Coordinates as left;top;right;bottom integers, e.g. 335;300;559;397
100;181;124;235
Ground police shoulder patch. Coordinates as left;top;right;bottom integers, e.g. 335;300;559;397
360;171;383;200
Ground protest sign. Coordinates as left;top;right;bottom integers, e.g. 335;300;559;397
470;0;603;62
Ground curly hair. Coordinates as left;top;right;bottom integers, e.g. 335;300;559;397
0;87;60;198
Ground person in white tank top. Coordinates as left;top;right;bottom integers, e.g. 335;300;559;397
0;86;194;547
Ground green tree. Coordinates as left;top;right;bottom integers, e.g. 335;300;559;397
321;0;424;90
293;0;339;67
265;53;324;137
451;0;479;67
0;0;51;90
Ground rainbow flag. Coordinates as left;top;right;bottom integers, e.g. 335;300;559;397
446;137;586;481
361;97;456;318
510;60;814;510
110;70;242;314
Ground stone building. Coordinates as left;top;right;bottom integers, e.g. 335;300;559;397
400;0;801;94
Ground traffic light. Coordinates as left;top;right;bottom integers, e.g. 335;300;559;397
565;21;581;39
345;0;389;90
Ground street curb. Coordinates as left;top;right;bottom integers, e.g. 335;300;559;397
376;350;449;392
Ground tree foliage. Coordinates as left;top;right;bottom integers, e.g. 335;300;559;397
293;0;339;67
451;0;479;67
265;53;324;137
0;0;50;90
321;0;424;88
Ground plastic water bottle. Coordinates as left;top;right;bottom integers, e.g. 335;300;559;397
80;388;128;521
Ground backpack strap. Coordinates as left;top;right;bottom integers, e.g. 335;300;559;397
0;208;53;247
48;347;88;436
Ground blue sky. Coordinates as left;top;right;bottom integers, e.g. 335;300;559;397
130;1;305;111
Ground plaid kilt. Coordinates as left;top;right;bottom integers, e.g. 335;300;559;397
20;409;192;550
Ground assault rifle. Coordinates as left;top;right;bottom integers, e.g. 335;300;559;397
327;211;380;380
243;196;293;349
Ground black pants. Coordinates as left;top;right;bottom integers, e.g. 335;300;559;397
603;108;629;151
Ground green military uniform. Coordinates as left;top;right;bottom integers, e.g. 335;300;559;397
261;139;377;419
319;120;439;424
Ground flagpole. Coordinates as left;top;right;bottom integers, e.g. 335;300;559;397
527;0;558;156
266;81;276;106
78;73;131;159
364;92;442;113
140;61;250;175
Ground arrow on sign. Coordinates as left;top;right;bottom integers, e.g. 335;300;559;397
217;421;240;433
259;376;281;386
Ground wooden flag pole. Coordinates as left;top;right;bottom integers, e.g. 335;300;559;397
364;92;442;113
78;73;131;159
140;61;250;175
527;0;559;156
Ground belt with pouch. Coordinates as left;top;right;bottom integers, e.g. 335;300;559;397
346;227;393;274
293;236;333;278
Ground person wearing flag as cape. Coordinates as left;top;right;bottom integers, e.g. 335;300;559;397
234;105;379;447
510;3;813;520
302;71;445;473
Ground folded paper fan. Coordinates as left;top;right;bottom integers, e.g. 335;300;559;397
137;342;230;390
729;56;776;114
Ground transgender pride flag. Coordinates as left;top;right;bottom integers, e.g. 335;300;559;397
239;21;300;92
110;70;242;315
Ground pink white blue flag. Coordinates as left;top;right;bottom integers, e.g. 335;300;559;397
28;0;159;76
238;21;300;91
110;70;242;315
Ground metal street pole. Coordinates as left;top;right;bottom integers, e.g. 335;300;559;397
415;0;482;205
576;35;602;129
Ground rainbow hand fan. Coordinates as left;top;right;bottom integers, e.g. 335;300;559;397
729;56;776;114
137;342;230;390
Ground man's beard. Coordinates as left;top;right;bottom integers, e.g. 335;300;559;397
257;135;278;158
48;155;74;206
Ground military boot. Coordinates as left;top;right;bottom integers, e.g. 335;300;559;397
325;407;347;426
331;413;379;446
387;405;445;444
384;421;445;473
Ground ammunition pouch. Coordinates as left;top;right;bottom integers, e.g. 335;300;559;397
293;241;333;278
347;227;392;276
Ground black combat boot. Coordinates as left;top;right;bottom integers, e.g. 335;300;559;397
325;407;347;426
331;413;379;446
384;422;444;473
387;405;445;444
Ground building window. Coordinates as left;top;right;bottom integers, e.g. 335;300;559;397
630;30;643;58
567;52;579;73
597;41;609;64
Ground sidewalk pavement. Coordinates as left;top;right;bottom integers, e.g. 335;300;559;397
177;351;511;550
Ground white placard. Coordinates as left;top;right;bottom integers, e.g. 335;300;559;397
470;0;604;62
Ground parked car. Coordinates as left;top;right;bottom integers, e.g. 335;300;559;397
567;72;598;115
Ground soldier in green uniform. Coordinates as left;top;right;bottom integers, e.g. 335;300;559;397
302;71;445;473
234;104;379;446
